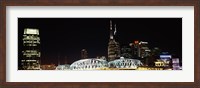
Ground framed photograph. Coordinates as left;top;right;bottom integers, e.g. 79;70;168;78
0;0;199;88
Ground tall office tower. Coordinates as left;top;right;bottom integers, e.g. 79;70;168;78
81;49;88;59
129;41;151;58
108;20;120;61
21;28;41;70
139;41;151;58
129;41;140;58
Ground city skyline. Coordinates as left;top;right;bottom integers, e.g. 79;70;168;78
18;18;182;65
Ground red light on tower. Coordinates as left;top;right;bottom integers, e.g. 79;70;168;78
134;41;139;44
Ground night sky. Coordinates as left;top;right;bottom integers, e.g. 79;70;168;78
18;18;182;65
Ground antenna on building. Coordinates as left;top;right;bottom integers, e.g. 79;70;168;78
110;20;114;39
110;20;112;31
114;24;117;35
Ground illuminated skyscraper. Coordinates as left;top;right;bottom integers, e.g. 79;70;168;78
81;49;88;59
21;28;41;70
108;20;120;61
129;41;140;58
129;41;151;58
139;41;151;58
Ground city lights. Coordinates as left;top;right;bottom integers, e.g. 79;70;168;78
18;18;182;70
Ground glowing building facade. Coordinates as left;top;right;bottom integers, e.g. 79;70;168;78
41;64;56;70
159;54;172;67
129;41;151;58
129;41;140;58
154;53;172;68
21;28;41;70
172;58;181;70
139;41;151;58
108;20;120;61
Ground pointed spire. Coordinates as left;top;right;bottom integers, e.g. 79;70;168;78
114;24;117;35
110;20;114;39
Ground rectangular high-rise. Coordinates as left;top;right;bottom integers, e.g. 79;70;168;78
21;28;41;70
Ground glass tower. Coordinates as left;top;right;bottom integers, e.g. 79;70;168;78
21;28;41;70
